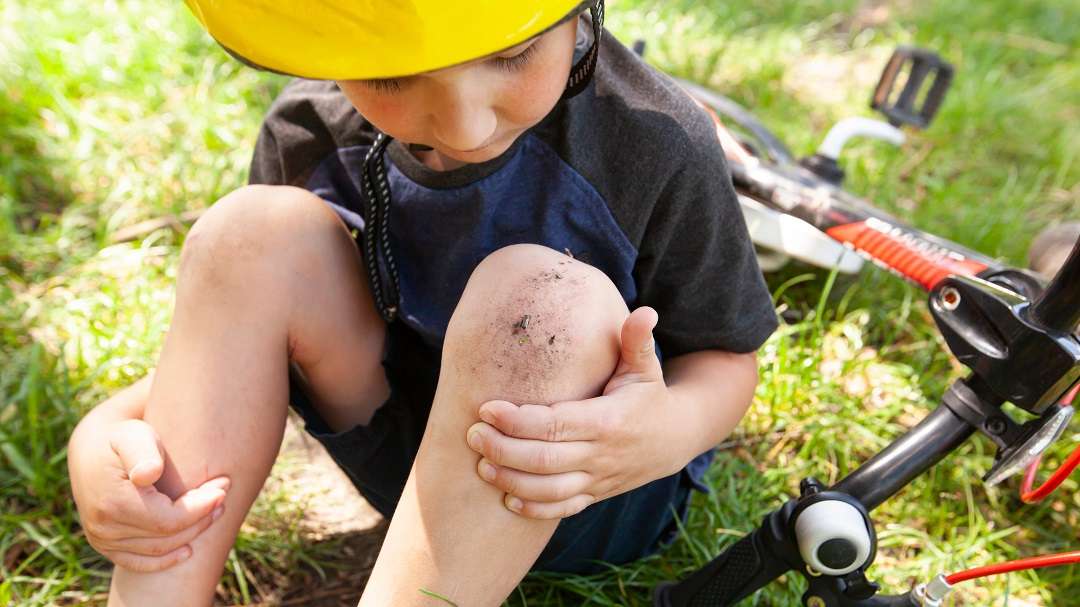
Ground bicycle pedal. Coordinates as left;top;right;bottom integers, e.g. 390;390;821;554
871;46;954;129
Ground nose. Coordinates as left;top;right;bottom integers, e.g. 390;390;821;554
429;75;498;152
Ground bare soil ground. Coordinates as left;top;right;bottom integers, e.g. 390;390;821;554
249;419;388;606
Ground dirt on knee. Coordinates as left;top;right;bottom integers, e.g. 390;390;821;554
448;250;626;405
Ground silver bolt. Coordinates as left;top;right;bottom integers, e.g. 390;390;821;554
941;286;961;311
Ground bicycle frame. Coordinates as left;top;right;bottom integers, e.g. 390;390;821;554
652;50;1080;606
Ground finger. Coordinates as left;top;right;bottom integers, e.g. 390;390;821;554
107;545;193;573
477;400;602;442
603;307;663;395
117;482;228;537
103;507;221;557
504;493;595;520
83;481;222;540
194;476;232;494
619;306;662;377
477;458;592;502
467;422;592;474
108;420;164;487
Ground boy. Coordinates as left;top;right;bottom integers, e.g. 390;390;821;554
67;1;777;605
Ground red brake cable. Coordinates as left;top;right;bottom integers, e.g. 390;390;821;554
945;550;1080;585
931;387;1080;596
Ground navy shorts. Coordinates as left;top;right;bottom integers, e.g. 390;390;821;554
289;320;701;574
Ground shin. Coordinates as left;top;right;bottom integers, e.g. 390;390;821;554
359;244;630;606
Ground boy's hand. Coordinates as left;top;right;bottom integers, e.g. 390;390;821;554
70;415;230;571
466;307;684;519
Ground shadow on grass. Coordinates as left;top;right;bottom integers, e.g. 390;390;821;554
267;522;389;607
49;522;390;606
0;81;78;228
0;84;81;285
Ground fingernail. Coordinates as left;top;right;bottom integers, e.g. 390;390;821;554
478;460;496;481
478;407;494;424
467;429;481;450
505;495;523;513
211;506;224;521
129;461;157;478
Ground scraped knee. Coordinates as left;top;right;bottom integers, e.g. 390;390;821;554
444;244;629;405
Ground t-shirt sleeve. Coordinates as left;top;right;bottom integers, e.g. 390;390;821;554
248;122;286;186
247;79;376;188
635;140;777;357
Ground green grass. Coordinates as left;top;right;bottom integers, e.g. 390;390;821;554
1;0;1078;605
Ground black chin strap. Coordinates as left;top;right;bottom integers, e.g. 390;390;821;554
563;0;605;100
360;133;400;322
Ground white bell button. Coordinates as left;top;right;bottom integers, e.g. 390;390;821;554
794;500;872;576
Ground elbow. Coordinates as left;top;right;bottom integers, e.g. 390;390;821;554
739;350;760;411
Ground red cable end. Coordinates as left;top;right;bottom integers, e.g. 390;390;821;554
945;551;1080;585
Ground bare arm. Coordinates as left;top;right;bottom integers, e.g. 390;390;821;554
663;349;759;464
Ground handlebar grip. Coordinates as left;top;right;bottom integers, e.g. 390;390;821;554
654;531;789;607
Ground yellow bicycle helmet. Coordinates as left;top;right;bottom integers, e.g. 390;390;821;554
183;0;604;89
182;1;605;322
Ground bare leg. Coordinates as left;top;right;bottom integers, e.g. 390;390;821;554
359;244;629;606
109;185;389;606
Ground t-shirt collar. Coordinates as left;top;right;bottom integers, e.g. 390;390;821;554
386;135;527;189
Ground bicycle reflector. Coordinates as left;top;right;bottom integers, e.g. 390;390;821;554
872;46;954;129
985;404;1074;486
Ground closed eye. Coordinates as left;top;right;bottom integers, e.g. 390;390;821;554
492;40;539;73
359;38;540;92
363;78;404;94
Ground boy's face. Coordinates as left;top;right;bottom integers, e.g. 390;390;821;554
337;19;577;169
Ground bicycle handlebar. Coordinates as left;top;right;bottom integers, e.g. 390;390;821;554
834;393;976;510
656;239;1080;606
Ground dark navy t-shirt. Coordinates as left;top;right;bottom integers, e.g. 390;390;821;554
306;133;641;352
248;33;777;489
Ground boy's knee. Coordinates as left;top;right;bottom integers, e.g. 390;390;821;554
180;185;346;289
444;244;628;405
